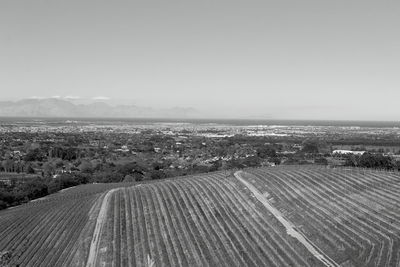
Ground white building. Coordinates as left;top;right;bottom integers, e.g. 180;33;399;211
332;150;366;156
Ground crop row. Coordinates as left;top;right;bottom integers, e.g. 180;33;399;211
245;166;400;266
0;189;104;266
3;166;393;266
90;172;322;266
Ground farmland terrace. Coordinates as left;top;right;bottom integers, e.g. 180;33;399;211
0;166;399;266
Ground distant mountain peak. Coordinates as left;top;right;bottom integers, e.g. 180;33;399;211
0;98;199;118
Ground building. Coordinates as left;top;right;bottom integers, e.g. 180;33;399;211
332;150;366;156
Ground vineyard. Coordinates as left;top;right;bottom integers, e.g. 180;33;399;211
1;166;400;266
242;166;400;266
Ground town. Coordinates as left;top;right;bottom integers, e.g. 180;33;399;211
1;119;400;209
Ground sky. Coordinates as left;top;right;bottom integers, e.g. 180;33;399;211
1;0;399;120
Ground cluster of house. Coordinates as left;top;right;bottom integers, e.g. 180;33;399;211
332;150;366;156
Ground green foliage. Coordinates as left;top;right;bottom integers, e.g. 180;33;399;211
116;162;147;176
269;156;281;165
92;171;124;183
47;179;62;194
17;178;48;200
301;140;320;154
0;200;6;210
149;170;167;180
24;148;45;161
344;153;394;170
314;157;328;165
0;178;47;209
123;175;135;182
42;161;56;177
0;173;92;210
49;146;78;160
25;164;35;174
79;160;93;173
256;146;276;158
301;139;330;154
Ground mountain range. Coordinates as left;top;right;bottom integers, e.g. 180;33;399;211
0;98;199;118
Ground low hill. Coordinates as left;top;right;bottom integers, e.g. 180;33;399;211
1;166;400;266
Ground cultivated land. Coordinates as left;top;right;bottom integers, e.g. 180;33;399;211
1;166;400;266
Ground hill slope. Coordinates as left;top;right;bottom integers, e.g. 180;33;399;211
1;167;400;266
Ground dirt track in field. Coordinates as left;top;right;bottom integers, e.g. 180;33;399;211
234;171;339;267
86;188;119;267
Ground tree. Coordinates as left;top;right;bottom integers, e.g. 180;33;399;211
149;170;166;180
359;153;393;169
58;174;80;189
344;153;394;170
0;189;15;207
43;162;55;177
54;158;64;168
92;171;123;183
47;179;61;194
79;160;93;173
116;162;147;176
269;156;281;165
256;146;276;158
24;148;44;161
301;140;319;154
2;159;14;172
314;157;328;165
0;200;7;210
25;163;35;174
132;172;144;181
123;175;135;182
17;179;48;200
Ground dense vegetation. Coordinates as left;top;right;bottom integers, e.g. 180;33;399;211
343;152;397;169
2;128;400;210
0;133;283;210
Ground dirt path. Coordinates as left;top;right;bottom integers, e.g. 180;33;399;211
234;171;339;267
86;188;119;267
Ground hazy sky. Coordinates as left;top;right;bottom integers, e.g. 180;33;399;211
1;0;399;120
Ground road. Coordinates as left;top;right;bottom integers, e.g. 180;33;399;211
86;188;119;267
